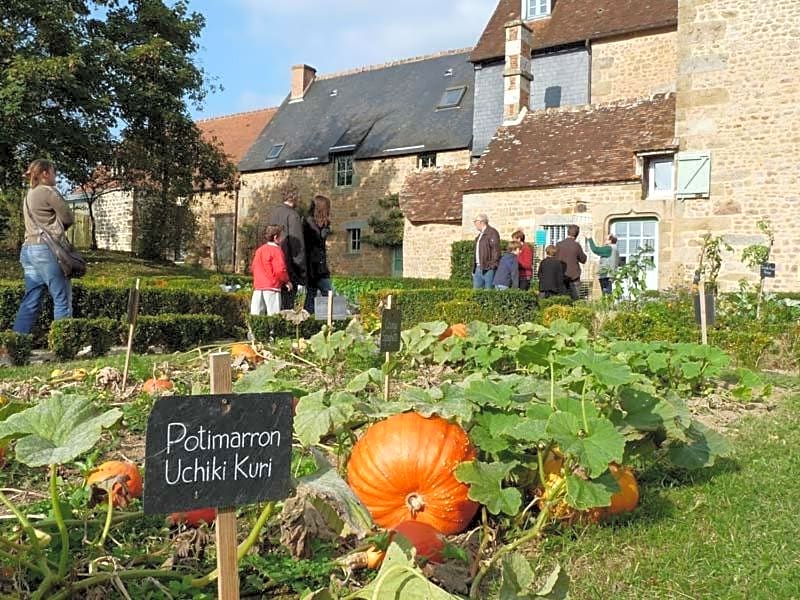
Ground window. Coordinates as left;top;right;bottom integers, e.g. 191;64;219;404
438;86;467;109
266;144;284;160
543;224;569;247
392;246;403;277
417;152;437;169
646;155;675;198
334;153;354;187
611;218;659;290
347;227;361;253
524;0;551;19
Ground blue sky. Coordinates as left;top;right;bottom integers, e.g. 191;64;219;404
188;0;498;120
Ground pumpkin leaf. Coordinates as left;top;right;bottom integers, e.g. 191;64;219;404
464;379;513;408
564;471;617;510
346;368;384;393
617;387;679;433
0;393;121;467
558;349;634;388
546;413;625;478
233;359;290;392
294;390;357;447
470;425;510;454
516;339;556;368
499;554;570;600
534;564;570;599
667;420;732;469
455;460;521;516
352;541;461;600
399;386;473;422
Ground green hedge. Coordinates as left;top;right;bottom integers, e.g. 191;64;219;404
0;331;33;366
452;239;523;282
248;314;348;342
49;318;120;360
541;304;596;332
133;314;228;353
332;276;470;304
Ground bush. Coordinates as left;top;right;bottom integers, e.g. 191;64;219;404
450;239;526;282
0;330;33;365
709;323;775;369
248;314;348;342
332;276;469;304
132;314;227;353
48;318;120;360
434;300;488;324
541;304;595;332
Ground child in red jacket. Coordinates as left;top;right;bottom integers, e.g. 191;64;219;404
250;224;291;315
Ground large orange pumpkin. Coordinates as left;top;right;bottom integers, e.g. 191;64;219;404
347;412;478;535
392;520;445;563
86;460;143;508
168;507;217;528
438;323;468;341
231;343;262;364
142;377;173;395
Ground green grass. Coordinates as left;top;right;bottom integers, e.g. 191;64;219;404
536;379;800;600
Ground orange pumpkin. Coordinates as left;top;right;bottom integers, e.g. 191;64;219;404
438;323;468;341
586;464;639;523
231;342;262;364
86;460;143;508
168;507;217;527
392;520;445;563
142;377;173;395
347;412;478;535
542;448;564;477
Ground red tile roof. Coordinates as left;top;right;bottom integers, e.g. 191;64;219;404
470;0;677;63
464;94;677;192
196;107;277;164
400;168;469;223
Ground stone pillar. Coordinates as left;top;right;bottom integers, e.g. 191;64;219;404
503;20;533;123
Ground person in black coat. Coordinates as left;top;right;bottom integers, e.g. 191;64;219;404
268;185;306;310
303;195;333;313
537;244;568;298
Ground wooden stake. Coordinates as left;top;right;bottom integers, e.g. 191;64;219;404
383;295;393;403
121;278;140;389
327;289;334;330
698;280;708;345
210;352;239;600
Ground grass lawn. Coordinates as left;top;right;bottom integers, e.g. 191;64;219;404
537;375;800;600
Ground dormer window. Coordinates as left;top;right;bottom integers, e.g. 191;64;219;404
524;0;551;19
438;86;467;109
266;144;284;160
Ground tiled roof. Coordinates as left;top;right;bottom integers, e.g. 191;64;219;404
470;0;678;63
464;94;677;192
197;107;277;164
240;51;474;172
399;167;468;223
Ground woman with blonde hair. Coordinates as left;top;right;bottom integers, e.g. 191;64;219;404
12;159;75;334
302;195;333;313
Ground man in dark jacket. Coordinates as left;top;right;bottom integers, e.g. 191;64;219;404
555;224;587;300
472;213;501;289
268;185;306;310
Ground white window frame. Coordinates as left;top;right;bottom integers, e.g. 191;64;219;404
611;218;659;290
334;153;354;187
417;152;437;169
543;224;569;247
347;227;362;253
523;0;552;20
646;154;675;199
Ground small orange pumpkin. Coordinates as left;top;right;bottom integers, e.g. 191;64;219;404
231;342;262;364
143;377;173;395
347;412;478;535
86;460;143;508
586;464;639;523
438;323;468;341
392;520;445;563
168;507;217;527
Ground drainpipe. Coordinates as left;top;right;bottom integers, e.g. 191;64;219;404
232;176;240;272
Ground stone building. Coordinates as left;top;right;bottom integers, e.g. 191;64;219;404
237;50;475;277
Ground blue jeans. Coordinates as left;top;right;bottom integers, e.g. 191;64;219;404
304;277;333;313
473;268;495;289
13;244;72;334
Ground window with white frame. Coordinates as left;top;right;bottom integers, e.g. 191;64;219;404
543;224;569;247
334;153;354;187
417;152;436;169
347;227;361;253
524;0;552;19
646;155;675;198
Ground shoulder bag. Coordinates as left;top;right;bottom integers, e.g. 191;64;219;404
24;195;87;279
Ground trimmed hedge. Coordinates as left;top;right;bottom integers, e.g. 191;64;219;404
541;304;595;332
0;331;33;366
332;276;470;304
49;318;120;360
248;314;348;342
133;314;228;353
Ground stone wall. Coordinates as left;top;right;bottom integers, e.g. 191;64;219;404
239;149;471;277
401;221;462;279
591;29;678;104
188;188;237;270
675;0;800;291
92;190;135;252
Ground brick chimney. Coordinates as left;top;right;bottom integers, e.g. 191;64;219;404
290;64;316;102
503;20;533;123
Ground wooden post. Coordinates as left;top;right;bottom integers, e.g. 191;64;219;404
383;295;393;403
210;352;239;600
327;289;334;330
121;278;140;389
698;280;708;345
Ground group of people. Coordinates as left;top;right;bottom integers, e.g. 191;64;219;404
472;215;620;299
250;186;333;316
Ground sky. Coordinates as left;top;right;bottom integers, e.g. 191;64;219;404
188;0;498;121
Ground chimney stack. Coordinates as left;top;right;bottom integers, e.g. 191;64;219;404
503;20;533;123
290;64;316;102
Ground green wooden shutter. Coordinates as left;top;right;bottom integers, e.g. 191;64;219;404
676;152;711;198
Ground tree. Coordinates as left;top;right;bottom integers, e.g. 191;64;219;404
363;193;404;247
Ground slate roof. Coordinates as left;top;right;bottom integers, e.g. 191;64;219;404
470;0;677;63
464;94;677;192
239;50;474;172
196;107;277;164
399;168;468;224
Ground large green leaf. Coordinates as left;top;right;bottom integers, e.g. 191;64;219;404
470;425;511;454
464;379;513;408
346;368;383;393
294;390;357;447
232;359;290;393
618;387;679;432
667;421;732;469
499;553;570;600
558;349;634;388
0;394;121;467
565;471;617;510
546;413;625;478
400;385;473;422
517;339;556;368
455;460;521;516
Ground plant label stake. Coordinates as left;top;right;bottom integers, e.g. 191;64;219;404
121;278;140;388
143;353;293;599
380;295;402;402
698;280;708;345
327;289;334;329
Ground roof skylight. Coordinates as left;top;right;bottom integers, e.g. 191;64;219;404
438;86;467;109
267;144;284;160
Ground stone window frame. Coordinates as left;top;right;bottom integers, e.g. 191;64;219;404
523;0;552;20
333;153;354;188
343;219;366;254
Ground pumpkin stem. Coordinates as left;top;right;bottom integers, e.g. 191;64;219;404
405;493;425;516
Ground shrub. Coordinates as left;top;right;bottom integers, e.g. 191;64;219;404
450;239;525;282
434;300;487;324
248;314;347;342
332;276;469;304
541;304;595;332
0;330;33;365
48;318;120;360
132;314;227;353
709;324;775;369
